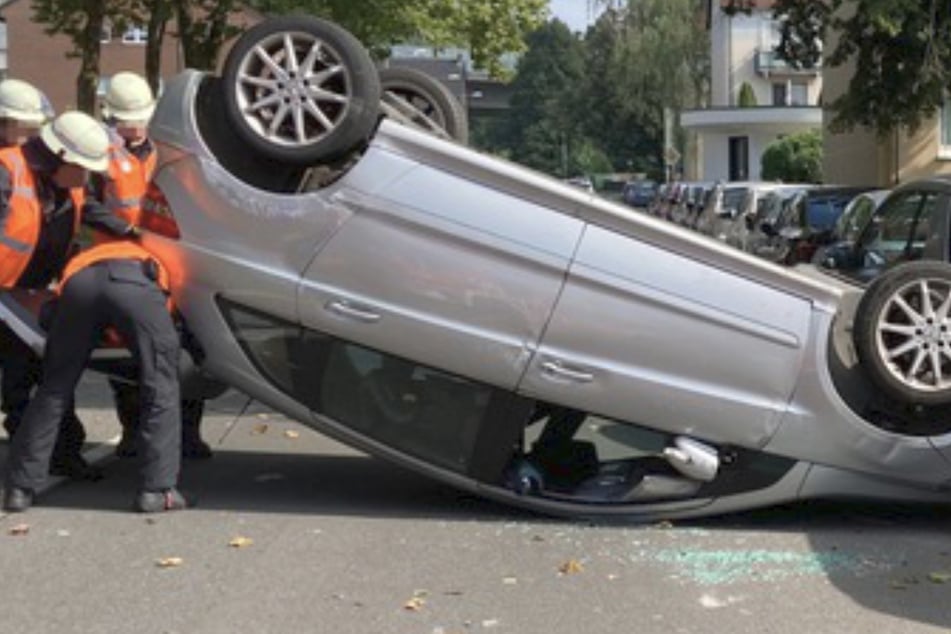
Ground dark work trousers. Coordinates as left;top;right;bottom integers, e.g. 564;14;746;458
0;323;86;462
6;260;182;492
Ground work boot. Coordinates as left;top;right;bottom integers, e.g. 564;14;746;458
3;487;33;512
134;488;190;513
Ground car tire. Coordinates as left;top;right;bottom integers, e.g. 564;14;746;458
379;66;468;143
853;261;951;406
221;15;381;165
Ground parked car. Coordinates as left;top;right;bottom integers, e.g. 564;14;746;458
6;16;951;521
621;179;657;209
811;189;890;270
818;178;951;284
565;176;595;193
745;186;875;265
695;181;803;244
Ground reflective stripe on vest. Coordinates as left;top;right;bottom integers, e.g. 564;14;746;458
58;241;172;312
0;148;83;288
94;135;157;245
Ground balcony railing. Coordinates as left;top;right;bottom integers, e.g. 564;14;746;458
754;49;821;77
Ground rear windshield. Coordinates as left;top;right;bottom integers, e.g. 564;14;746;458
806;196;853;230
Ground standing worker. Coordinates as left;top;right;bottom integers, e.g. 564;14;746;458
3;112;187;513
94;71;211;460
0;100;129;479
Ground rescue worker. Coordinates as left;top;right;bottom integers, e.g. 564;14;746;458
94;71;211;460
0;99;128;479
3;112;187;513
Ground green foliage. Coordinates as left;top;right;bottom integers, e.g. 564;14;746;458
761;129;822;183
578;1;708;173
503;19;586;175
737;82;757;107
251;0;547;77
774;0;951;136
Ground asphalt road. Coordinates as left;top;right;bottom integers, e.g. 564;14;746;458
1;375;951;633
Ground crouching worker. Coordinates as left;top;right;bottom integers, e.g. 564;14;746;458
0;108;132;479
3;133;187;512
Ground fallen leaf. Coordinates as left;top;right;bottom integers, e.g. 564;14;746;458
482;619;501;628
502;576;517;585
404;596;426;611
531;535;545;542
558;559;584;575
654;520;674;530
928;571;951;584
155;557;184;568
256;413;270;420
229;536;254;549
8;523;29;536
251;423;269;435
284;430;300;439
56;529;70;538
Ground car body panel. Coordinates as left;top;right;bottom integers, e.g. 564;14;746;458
519;223;811;447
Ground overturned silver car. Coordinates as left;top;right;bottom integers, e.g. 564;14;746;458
6;15;951;521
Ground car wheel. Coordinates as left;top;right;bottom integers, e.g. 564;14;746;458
221;15;381;165
853;261;951;406
379;66;469;143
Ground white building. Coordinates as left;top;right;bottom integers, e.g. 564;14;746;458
681;0;822;182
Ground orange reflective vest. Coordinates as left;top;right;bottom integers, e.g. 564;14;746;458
93;133;157;245
59;240;172;311
0;147;85;288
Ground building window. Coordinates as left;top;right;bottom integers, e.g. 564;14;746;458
121;26;147;45
772;81;808;106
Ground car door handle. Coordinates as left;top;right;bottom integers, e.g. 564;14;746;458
326;300;381;324
541;361;594;383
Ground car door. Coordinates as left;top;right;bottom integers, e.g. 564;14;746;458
296;158;586;391
517;222;813;449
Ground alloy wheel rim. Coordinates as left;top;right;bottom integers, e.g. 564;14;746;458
875;277;951;392
234;31;352;147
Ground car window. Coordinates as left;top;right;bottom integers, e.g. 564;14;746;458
838;195;875;242
722;188;747;215
860;191;933;263
806;197;844;231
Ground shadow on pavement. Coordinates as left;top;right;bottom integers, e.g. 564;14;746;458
15;447;536;522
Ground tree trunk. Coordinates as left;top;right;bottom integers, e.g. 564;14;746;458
145;0;171;94
76;1;105;113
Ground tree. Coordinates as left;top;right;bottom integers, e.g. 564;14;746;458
761;129;822;183
250;0;548;76
737;81;757;107
504;19;588;175
773;0;951;136
31;0;140;113
578;0;709;174
173;0;243;70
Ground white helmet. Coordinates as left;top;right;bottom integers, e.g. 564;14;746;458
101;72;155;122
0;79;49;124
40;111;110;172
